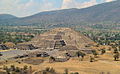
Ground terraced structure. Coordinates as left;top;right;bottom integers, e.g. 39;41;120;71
30;28;94;51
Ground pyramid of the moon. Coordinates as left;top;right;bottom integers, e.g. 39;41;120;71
30;28;94;50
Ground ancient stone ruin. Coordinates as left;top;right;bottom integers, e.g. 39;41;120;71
16;44;37;50
29;28;94;51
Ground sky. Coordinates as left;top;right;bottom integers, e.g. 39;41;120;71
0;0;115;17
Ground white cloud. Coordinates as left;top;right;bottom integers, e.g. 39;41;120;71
77;0;97;8
61;0;97;9
61;0;76;9
105;0;115;2
0;0;116;17
0;0;56;17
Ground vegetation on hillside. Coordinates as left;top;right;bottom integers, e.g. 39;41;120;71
0;26;47;44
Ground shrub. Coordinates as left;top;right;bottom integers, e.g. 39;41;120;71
101;49;106;55
90;56;94;62
76;51;86;61
113;52;119;61
64;68;68;74
15;67;20;72
23;65;28;70
10;65;15;71
92;50;98;58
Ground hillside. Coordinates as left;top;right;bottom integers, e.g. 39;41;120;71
0;0;120;27
0;14;18;25
0;14;17;20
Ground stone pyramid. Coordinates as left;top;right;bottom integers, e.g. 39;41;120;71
30;28;94;50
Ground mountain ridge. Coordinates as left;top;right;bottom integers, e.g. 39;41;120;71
0;14;17;20
0;0;120;28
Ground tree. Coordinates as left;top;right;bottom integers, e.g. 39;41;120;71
4;66;10;74
92;50;98;58
3;65;8;70
45;67;50;72
90;56;94;62
64;68;68;74
101;49;106;55
6;68;10;74
49;68;56;73
113;48;118;54
10;65;15;71
44;67;56;74
15;67;20;72
113;52;119;61
29;66;32;74
49;56;55;63
0;52;2;56
76;51;86;61
23;65;28;70
118;46;120;51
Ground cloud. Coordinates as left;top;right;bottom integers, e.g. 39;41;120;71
77;0;97;8
61;0;97;9
0;0;116;17
0;0;56;17
17;0;57;17
105;0;115;2
61;0;76;9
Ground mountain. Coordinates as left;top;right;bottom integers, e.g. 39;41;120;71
0;14;18;25
0;14;17;20
0;0;120;27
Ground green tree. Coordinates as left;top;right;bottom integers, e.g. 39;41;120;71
29;66;32;74
64;68;68;74
45;67;50;72
90;56;94;62
101;49;106;55
10;65;15;71
49;56;55;63
92;50;98;58
113;48;118;54
15;67;20;72
5;66;10;74
23;65;28;70
76;51;86;61
44;67;56;74
0;52;2;56
118;46;120;51
49;68;56;73
113;52;119;61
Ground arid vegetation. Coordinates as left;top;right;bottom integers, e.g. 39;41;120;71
0;25;47;44
1;28;120;74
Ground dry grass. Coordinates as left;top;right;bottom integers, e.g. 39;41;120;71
1;51;120;74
